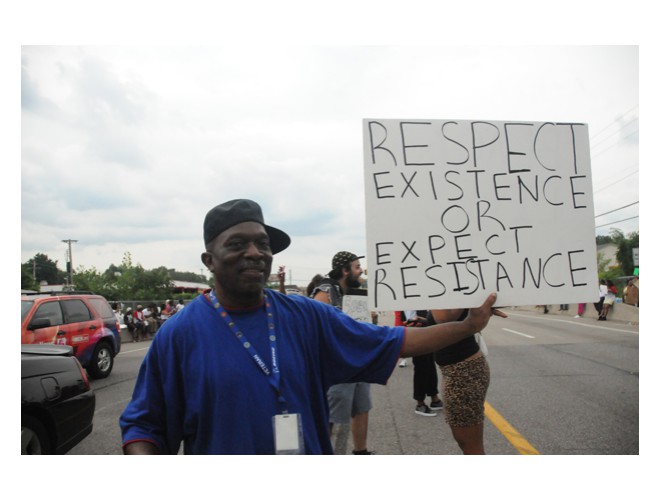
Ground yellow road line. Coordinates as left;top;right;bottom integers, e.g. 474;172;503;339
484;402;540;455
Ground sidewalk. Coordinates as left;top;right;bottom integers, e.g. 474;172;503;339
511;302;639;325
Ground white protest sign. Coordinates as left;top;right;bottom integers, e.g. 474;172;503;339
363;118;599;311
342;295;371;323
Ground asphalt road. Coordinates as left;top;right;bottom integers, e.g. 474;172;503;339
69;308;639;455
363;309;639;455
68;341;152;455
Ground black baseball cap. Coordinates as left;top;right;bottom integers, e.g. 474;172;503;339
332;251;364;270
203;199;291;254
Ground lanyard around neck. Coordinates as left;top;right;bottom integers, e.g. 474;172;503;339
208;290;287;412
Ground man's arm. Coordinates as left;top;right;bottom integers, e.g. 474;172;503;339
400;293;505;357
312;290;331;304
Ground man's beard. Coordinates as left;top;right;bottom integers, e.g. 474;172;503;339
346;274;362;289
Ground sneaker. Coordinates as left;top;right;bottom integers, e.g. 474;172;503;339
429;400;444;411
398;359;407;367
415;404;437;417
352;449;375;455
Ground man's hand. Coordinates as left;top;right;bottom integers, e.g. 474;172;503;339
465;293;507;333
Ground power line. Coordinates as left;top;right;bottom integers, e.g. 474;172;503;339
590;113;639;151
590;125;636;152
589;105;638;140
591;128;639;159
593;168;638;194
594;201;639;218
595;215;639;229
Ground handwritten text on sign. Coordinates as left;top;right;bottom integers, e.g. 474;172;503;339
362;119;599;311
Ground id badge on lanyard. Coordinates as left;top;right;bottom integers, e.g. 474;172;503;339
209;290;305;454
272;413;304;454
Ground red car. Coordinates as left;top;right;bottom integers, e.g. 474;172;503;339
21;292;122;379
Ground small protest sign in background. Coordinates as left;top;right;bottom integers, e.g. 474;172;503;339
342;295;371;323
363;118;599;311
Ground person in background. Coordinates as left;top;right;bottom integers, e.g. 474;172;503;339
311;251;375;455
595;279;607;315
395;311;408;367
132;305;147;341
111;302;124;326
159;302;172;323
144;303;159;337
599;279;618;321
624;278;639;307
124;307;139;343
306;274;324;298
277;265;286;293
164;300;175;317
403;310;444;417
431;308;491;454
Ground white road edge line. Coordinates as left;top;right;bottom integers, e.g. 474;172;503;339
502;328;535;339
504;311;639;334
117;346;151;356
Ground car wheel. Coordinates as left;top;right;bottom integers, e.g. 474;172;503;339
22;415;52;455
88;341;114;379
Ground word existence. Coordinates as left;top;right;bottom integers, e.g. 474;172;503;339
362;118;599;311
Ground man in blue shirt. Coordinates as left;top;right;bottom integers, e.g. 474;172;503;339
120;199;505;454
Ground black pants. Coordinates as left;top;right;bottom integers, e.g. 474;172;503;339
594;297;604;314
413;353;439;401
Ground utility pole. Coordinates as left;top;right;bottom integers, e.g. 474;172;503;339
62;239;77;288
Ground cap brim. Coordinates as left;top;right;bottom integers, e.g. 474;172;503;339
265;225;291;255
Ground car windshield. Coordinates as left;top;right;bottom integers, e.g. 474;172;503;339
21;301;34;322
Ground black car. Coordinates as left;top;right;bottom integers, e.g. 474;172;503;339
21;344;96;454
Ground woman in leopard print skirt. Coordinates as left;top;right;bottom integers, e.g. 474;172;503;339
431;308;490;454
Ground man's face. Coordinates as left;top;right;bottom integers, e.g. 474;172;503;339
345;259;363;288
202;221;273;305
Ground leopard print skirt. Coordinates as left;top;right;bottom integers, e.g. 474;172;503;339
439;353;490;427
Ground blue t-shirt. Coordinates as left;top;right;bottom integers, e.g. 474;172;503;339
119;289;404;454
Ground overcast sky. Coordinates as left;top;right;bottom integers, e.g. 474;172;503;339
20;45;638;287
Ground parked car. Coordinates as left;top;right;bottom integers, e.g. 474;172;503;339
21;292;122;378
21;344;95;454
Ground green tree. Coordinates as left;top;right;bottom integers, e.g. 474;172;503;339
23;253;66;285
168;268;207;283
22;250;209;301
21;265;36;291
73;266;115;297
612;229;639;276
596;251;612;276
595;229;639;290
68;252;173;301
596;234;613;245
109;252;173;301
